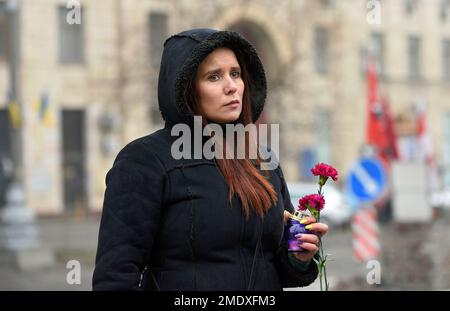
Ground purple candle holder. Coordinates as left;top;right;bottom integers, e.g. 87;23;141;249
284;211;311;252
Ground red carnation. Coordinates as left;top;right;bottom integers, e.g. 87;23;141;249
311;163;339;182
298;194;325;212
293;163;338;291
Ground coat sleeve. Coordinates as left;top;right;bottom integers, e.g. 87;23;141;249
274;166;319;288
92;139;167;291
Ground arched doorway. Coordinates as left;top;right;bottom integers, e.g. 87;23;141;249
226;21;284;151
227;20;282;121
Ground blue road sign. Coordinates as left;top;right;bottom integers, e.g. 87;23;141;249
346;157;386;203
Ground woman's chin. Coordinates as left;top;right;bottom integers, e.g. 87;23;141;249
209;113;241;124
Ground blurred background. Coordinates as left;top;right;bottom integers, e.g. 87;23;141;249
1;0;450;291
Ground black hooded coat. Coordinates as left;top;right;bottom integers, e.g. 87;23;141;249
92;28;318;291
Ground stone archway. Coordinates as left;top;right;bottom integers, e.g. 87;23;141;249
222;21;287;125
227;21;279;81
227;21;278;126
214;6;293;125
214;7;295;171
214;4;292;69
229;22;282;156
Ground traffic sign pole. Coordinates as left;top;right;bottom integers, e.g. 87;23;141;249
347;157;386;263
352;204;380;262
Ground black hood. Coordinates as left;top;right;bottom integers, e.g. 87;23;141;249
157;28;267;128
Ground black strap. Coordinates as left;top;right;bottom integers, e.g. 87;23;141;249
247;219;264;290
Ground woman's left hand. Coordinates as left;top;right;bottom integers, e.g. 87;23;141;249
283;211;329;263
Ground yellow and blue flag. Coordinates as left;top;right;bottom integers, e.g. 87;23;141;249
7;100;21;129
35;91;54;127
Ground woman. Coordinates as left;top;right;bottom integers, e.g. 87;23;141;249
92;28;328;291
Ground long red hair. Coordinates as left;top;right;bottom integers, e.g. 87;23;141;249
185;52;278;219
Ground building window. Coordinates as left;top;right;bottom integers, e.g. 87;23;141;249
0;2;6;58
314;26;329;75
320;0;337;8
0;109;12;162
404;0;419;15
299;148;316;181
408;35;421;81
370;32;385;77
440;0;450;22
58;5;84;64
443;40;450;81
148;12;168;68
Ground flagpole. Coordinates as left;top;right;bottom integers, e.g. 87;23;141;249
6;1;22;179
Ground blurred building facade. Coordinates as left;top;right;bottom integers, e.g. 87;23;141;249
0;0;450;214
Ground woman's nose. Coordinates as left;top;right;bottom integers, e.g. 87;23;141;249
224;76;237;94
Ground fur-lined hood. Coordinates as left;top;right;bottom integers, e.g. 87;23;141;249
157;28;267;128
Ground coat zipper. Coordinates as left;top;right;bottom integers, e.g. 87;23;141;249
139;265;161;291
138;266;148;288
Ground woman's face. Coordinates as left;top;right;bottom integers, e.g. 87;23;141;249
195;47;244;123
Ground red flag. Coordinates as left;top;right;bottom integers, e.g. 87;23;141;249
380;95;399;161
366;57;389;160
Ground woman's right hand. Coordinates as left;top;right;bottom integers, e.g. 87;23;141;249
283;211;328;262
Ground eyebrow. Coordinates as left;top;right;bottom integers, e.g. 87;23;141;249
202;66;241;78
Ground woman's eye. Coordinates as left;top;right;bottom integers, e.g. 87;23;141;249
208;74;220;81
231;71;241;78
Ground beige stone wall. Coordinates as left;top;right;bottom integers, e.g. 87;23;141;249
17;0;123;213
1;0;450;213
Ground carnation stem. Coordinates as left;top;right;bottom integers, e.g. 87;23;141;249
320;237;329;291
317;184;329;291
319;265;323;291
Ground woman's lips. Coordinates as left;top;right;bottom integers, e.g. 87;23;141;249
224;100;240;108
